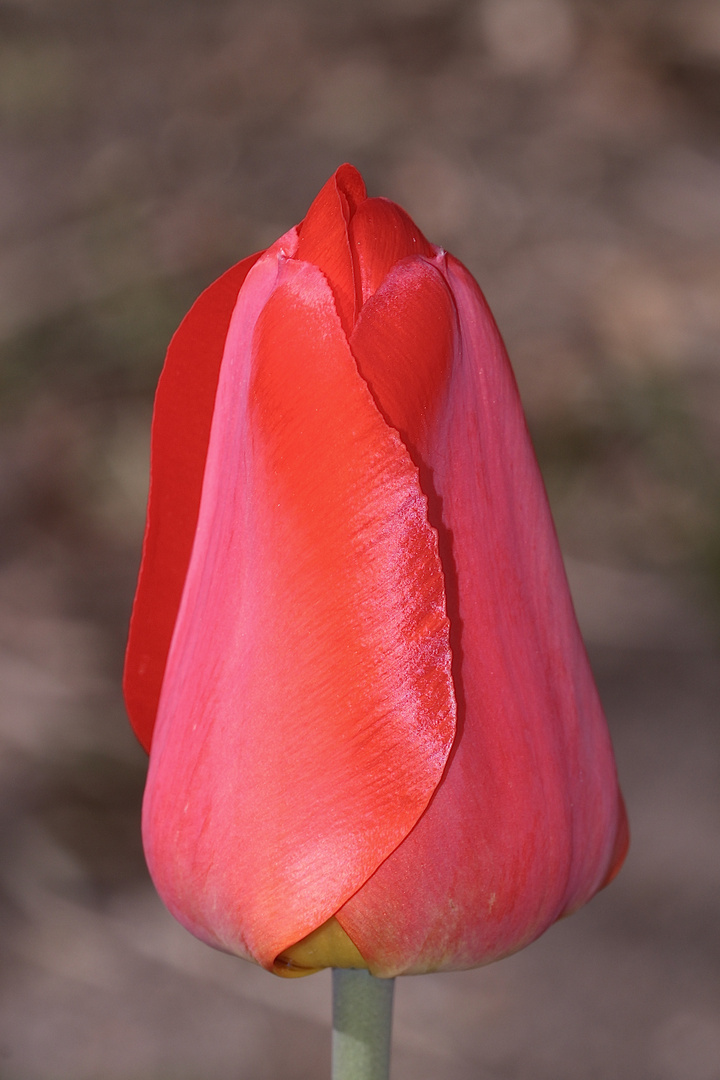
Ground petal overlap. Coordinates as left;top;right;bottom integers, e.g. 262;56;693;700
124;250;265;750
337;254;625;975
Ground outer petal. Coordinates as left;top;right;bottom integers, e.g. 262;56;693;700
339;253;626;976
142;252;456;971
123;249;264;751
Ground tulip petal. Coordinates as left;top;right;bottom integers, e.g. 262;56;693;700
337;254;627;976
142;253;456;970
295;164;366;334
123;250;264;751
348;198;435;306
349;256;456;457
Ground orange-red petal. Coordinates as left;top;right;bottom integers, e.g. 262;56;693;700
348;198;435;306
350;256;456;456
142;251;456;969
295;163;366;334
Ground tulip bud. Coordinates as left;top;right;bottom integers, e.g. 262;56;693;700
124;164;627;979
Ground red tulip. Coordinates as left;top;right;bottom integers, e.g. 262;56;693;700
124;164;627;979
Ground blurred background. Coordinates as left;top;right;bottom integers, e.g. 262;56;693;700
0;0;719;1077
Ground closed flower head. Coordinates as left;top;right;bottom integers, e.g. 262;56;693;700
124;165;628;979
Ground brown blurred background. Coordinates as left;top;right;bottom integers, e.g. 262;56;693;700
0;0;719;1077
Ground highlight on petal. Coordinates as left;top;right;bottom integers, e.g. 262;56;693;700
337;253;626;976
142;253;456;972
123;250;264;752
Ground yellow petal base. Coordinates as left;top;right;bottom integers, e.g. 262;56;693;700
273;917;369;978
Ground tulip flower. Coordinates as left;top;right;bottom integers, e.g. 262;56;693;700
124;164;627;985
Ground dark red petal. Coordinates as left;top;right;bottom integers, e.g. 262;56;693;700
337;254;627;976
142;255;456;970
123;250;265;751
295;164;366;334
348;198;435;306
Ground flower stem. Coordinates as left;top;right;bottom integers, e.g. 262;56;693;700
332;969;395;1080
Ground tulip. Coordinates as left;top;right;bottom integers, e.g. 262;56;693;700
124;164;627;981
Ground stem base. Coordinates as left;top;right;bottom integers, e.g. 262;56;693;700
332;968;395;1080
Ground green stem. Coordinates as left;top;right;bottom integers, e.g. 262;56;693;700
332;969;395;1080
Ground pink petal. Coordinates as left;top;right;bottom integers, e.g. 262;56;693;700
142;252;456;970
338;254;627;976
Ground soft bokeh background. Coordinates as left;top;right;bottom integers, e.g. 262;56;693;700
1;0;719;1077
